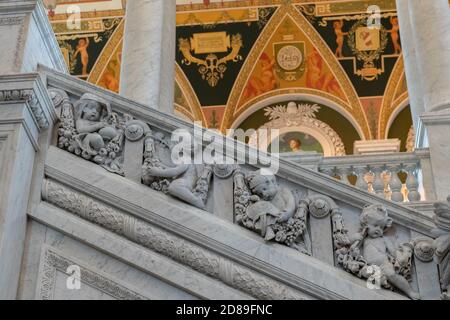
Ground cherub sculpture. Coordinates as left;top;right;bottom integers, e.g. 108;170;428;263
431;196;450;299
74;93;119;156
234;169;311;254
334;204;420;300
142;131;213;210
57;93;124;174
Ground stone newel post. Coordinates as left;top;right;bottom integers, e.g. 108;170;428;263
120;0;176;115
0;0;64;299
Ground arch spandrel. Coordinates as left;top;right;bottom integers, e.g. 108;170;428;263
221;4;371;140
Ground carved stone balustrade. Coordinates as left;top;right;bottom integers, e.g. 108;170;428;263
10;65;442;300
283;150;436;203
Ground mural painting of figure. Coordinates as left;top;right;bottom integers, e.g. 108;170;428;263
242;52;277;102
388;17;402;54
74;38;90;76
333;20;348;58
306;49;344;100
101;71;120;93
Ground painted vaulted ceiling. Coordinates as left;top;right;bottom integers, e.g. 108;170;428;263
47;0;413;154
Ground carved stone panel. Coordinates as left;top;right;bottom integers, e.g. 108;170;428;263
36;246;147;300
333;204;420;299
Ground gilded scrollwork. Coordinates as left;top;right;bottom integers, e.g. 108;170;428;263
179;33;243;87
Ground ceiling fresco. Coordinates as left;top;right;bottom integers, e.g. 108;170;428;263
47;0;412;154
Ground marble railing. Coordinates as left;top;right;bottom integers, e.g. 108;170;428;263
282;150;435;203
33;65;447;299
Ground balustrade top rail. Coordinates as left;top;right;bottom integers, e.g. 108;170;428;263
281;149;430;169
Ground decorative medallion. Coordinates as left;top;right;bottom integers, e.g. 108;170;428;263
274;42;306;81
347;19;388;81
414;238;435;263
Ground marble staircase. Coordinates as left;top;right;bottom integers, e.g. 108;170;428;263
10;66;443;300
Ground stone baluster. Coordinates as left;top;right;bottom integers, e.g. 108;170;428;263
388;165;404;202
406;165;421;202
337;167;352;185
354;166;369;192
320;167;336;180
371;166;386;198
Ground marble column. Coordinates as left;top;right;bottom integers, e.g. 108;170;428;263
395;0;426;147
120;0;176;114
0;0;66;74
406;0;450;200
408;0;450;113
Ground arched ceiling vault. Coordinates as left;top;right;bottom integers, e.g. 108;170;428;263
175;63;207;126
379;55;406;139
49;0;411;146
220;4;371;139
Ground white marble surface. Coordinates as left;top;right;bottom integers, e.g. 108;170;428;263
395;0;425;136
353;139;401;155
120;0;175;114
41;146;410;300
0;0;66;74
421;109;450;200
408;0;450;112
0;108;37;299
28;204;252;300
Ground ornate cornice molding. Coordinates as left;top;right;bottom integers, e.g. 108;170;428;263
41;178;307;300
0;74;57;130
0;89;49;129
0;16;24;25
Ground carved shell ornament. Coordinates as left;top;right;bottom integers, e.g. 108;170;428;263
414;238;435;262
248;102;346;156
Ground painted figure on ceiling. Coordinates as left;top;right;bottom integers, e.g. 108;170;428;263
74;37;90;76
333;20;348;58
388;17;402;55
306;49;344;100
242;52;277;102
101;70;120;93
